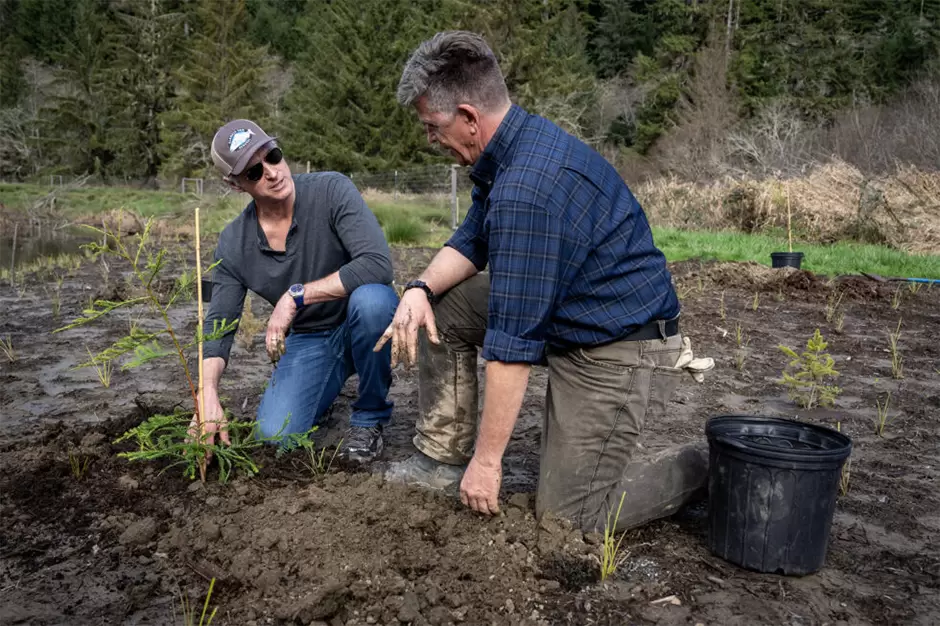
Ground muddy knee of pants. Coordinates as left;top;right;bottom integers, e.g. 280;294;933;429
582;442;710;533
412;335;479;465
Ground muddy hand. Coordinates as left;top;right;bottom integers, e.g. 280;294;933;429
373;288;439;368
187;397;230;464
460;456;502;516
266;290;297;363
269;333;286;364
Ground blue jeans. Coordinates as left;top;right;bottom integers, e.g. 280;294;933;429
256;284;398;440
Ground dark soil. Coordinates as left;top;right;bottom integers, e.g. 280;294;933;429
1;245;938;625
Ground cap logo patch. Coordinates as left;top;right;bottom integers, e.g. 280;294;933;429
228;129;254;152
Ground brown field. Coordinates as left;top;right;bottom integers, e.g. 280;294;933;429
1;245;938;625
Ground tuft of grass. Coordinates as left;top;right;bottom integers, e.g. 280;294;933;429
719;290;726;320
381;215;424;245
86;347;112;388
888;319;903;380
890;285;903;310
733;322;751;371
281;429;342;476
825;289;845;323
751;292;760;311
235;294;264;351
875;393;892;437
836;422;851;496
1;335;16;361
50;276;64;319
600;491;628;582
369;200;451;246
178;577;218;626
68;448;91;480
834;310;846;333
907;281;923;295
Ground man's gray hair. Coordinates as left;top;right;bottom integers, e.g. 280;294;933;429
397;31;510;114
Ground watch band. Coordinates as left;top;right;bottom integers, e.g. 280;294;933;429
404;280;437;304
289;283;305;310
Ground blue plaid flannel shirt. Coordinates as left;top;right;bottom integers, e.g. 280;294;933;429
446;105;680;364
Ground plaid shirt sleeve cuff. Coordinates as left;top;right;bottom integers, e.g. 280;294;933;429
482;329;546;363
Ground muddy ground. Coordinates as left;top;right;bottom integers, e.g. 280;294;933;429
1;243;938;625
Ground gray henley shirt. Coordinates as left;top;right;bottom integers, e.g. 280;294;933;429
202;172;393;363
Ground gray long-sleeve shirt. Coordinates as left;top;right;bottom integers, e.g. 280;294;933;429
203;172;393;363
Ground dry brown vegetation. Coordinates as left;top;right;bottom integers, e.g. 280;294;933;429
634;161;940;254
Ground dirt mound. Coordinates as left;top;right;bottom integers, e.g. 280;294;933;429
672;261;831;295
0;421;603;626
156;474;591;625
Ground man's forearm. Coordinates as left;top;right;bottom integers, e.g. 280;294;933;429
202;357;226;397
420;247;479;296
302;271;347;305
474;361;531;466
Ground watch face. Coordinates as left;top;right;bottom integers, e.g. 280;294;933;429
289;284;304;297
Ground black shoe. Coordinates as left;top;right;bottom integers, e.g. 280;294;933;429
339;425;384;463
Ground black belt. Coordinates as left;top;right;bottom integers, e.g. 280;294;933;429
622;317;680;342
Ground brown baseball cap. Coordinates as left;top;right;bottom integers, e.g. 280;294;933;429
210;119;277;176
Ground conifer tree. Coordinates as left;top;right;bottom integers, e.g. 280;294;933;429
158;0;270;180
109;0;184;181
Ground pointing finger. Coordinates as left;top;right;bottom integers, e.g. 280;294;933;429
373;325;393;352
426;310;441;345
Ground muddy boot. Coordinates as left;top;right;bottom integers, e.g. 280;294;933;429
383;451;466;493
412;332;479;465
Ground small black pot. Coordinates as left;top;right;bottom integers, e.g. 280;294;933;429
200;278;213;303
771;252;804;269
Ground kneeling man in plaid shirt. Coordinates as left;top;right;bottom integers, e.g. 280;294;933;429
376;31;714;532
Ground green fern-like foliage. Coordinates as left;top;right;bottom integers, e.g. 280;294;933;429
55;219;242;482
779;329;842;409
114;412;269;483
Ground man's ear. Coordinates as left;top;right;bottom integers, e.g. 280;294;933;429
223;176;243;192
456;104;482;133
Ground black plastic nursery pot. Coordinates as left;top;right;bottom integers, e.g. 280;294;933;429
705;415;852;576
201;278;212;303
770;251;804;269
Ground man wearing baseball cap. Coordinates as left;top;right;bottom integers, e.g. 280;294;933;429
192;119;398;462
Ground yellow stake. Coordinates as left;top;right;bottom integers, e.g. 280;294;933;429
195;207;207;482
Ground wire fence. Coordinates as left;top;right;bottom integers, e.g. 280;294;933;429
346;164;472;229
6;162;477;230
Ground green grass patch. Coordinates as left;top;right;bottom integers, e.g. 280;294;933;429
652;227;940;279
0;182;244;234
381;216;424;245
370;200;453;247
0;182;194;218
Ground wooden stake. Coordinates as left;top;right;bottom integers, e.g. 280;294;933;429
194;207;207;482
9;222;17;286
785;182;793;253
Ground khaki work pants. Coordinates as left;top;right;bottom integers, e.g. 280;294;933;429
414;274;708;532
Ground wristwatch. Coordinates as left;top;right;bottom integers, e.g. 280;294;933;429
404;279;437;304
288;283;305;310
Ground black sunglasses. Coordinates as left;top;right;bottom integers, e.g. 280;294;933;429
243;147;283;182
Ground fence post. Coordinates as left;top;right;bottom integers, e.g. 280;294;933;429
394;170;398;199
9;222;17;286
450;165;459;230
